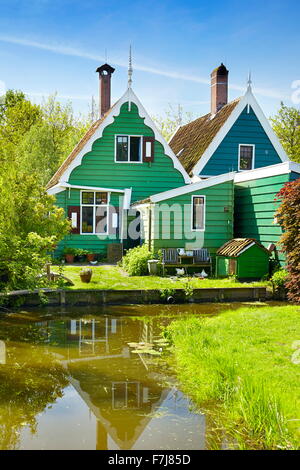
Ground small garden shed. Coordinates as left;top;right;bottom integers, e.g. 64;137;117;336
216;238;270;281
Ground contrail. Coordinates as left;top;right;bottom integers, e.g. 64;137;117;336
0;35;289;100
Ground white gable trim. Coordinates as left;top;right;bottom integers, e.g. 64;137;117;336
150;172;235;203
54;88;190;186
192;88;288;177
234;161;300;183
47;182;126;196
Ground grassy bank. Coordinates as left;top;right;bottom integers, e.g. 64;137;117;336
55;265;268;290
166;304;300;449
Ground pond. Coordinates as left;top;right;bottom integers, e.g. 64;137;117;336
0;303;245;450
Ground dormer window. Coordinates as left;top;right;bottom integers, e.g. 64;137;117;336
116;135;142;162
239;144;255;171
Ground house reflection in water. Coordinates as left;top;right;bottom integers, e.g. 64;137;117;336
47;315;205;450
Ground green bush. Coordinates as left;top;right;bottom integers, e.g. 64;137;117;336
121;245;155;276
271;268;288;289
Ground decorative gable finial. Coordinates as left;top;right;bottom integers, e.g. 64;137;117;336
247;71;252;92
128;45;133;89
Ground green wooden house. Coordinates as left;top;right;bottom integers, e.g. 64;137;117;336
216;238;270;280
46;59;300;272
46;63;190;258
133;172;234;257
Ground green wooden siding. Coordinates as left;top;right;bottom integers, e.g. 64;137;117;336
54;190;123;256
201;106;282;176
53;101;186;256
237;245;269;279
151;181;234;257
68;102;185;202
234;173;290;263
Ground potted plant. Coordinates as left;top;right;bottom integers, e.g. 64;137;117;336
80;268;93;283
75;248;89;263
63;247;76;263
86;252;96;262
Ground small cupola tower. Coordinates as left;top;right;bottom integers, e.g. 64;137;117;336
210;63;229;116
96;63;115;117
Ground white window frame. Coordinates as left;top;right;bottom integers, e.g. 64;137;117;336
115;135;143;163
191;195;206;232
80;190;110;235
238;144;255;171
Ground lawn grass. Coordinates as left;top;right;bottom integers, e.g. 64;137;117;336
166;304;300;449
55;264;269;290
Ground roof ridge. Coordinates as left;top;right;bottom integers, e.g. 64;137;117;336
169;97;242;174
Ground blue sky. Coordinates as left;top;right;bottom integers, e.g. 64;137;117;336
0;0;299;119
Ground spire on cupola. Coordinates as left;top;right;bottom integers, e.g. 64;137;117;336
127;45;133;111
128;45;133;89
247;71;252;92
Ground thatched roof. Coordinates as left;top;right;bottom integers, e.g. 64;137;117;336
169;98;241;174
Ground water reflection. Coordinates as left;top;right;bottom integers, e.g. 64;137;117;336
0;309;206;450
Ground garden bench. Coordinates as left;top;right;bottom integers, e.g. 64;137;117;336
161;248;212;276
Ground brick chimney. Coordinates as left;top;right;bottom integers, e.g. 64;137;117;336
211;63;229;115
96;63;115;117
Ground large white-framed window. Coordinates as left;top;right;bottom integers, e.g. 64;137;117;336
191;195;205;231
80;190;110;235
115;135;142;163
238;144;255;171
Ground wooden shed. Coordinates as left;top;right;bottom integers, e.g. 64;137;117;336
216;238;270;281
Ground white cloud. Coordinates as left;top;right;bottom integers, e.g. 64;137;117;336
0;35;290;101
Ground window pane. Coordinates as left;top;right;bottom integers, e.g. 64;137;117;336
239;145;253;170
116;136;128;161
82;192;94;204
193;197;204;230
95;192;108;204
130;137;141;162
82;206;94;233
95;206;108;233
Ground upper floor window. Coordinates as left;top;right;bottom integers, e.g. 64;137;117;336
116;135;142;162
239;144;255;171
81;191;109;234
192;195;205;231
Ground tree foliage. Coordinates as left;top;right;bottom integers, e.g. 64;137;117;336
271;103;300;163
152;104;194;141
275;179;300;302
20;94;89;185
0;90;73;291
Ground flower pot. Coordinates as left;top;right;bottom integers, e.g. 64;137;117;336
80;269;93;283
65;254;75;263
86;254;95;262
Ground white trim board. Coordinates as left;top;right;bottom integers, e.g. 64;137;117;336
234;161;300;183
49;87;190;188
150;172;235;203
192;87;288;177
47;182;126;196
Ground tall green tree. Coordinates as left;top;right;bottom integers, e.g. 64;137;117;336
20;94;89;185
0;90;70;291
271;103;300;163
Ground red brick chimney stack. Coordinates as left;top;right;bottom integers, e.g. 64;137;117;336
96;63;115;117
210;63;229;115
